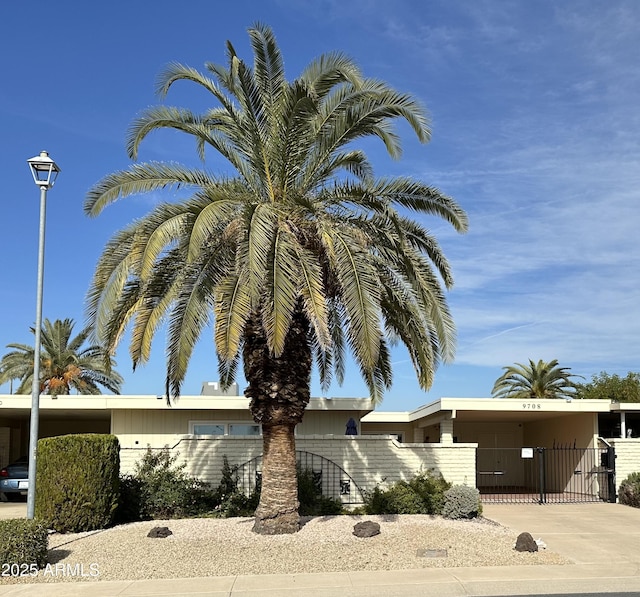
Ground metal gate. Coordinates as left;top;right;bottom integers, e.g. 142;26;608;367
235;450;365;505
477;443;616;504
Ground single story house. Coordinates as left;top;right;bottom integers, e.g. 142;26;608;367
1;387;639;505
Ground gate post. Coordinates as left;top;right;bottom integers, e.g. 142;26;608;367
606;446;616;503
536;447;546;504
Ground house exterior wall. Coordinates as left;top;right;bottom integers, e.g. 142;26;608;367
609;438;640;492
112;409;365;447
360;421;415;442
453;421;524;447
523;413;597;448
118;434;477;503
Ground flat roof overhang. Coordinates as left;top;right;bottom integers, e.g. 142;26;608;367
364;397;615;427
0;394;374;417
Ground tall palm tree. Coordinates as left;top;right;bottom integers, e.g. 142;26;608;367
84;24;467;534
492;359;582;400
0;318;123;396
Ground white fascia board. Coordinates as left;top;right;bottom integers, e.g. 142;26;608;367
610;401;640;412
361;411;412;423
0;394;373;413
307;397;374;412
437;397;612;413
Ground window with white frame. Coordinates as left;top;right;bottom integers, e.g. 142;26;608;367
190;421;261;436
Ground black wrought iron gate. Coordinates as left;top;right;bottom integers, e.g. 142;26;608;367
477;445;616;504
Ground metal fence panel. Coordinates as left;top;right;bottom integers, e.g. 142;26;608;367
478;446;615;504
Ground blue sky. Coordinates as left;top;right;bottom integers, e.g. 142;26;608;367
1;0;638;410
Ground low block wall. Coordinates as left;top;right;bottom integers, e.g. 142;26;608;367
119;435;477;504
609;438;640;492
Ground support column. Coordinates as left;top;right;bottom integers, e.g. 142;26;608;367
440;419;454;444
621;412;627;438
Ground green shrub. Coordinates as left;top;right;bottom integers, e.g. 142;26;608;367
442;485;482;519
408;470;451;514
0;519;48;570
297;466;343;516
364;470;451;515
115;474;144;524
35;434;120;533
211;458;343;518
129;447;218;520
618;472;640;508
212;457;259;517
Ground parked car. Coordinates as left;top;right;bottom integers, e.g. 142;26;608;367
0;456;29;501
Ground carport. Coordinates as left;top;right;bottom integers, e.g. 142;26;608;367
363;398;618;503
0;395;110;467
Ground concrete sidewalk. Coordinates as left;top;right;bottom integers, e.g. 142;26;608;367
1;563;640;596
2;503;640;596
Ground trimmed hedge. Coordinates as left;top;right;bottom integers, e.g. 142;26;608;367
36;433;120;532
0;519;48;569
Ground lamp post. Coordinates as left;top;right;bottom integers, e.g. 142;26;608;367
26;151;60;519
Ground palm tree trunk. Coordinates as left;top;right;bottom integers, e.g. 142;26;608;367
255;421;299;533
243;305;311;535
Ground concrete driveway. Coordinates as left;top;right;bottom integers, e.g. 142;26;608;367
482;502;640;565
0;500;27;520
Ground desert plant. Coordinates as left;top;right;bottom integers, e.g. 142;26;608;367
131;447;217;519
213;459;342;518
296;466;343;516
115;474;144;524
618;472;640;508
35;434;120;532
408;470;451;514
0;519;48;569
364;470;451;515
442;485;482;519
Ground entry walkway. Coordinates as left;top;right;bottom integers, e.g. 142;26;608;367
2;503;640;595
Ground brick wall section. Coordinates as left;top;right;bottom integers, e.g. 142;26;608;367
119;435;477;504
609;438;640;492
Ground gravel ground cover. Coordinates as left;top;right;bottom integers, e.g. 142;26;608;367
0;514;569;584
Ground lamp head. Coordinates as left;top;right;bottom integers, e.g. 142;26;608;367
27;151;60;188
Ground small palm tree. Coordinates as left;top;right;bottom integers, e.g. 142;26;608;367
492;359;582;400
0;318;123;396
84;24;467;533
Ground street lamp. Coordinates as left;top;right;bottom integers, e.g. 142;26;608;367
26;151;60;519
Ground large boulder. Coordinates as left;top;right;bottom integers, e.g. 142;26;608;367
514;531;538;552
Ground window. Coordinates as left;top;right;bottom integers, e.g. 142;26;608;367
190;421;261;436
192;423;225;435
229;424;261;436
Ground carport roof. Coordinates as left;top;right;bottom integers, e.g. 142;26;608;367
362;397;616;425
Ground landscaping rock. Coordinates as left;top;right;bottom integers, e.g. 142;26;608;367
353;521;380;538
514;531;538;552
147;526;173;538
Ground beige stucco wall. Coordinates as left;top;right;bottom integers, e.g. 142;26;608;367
113;409;364;446
360;421;416;442
118;435;477;505
523;413;597;448
453;421;524;447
